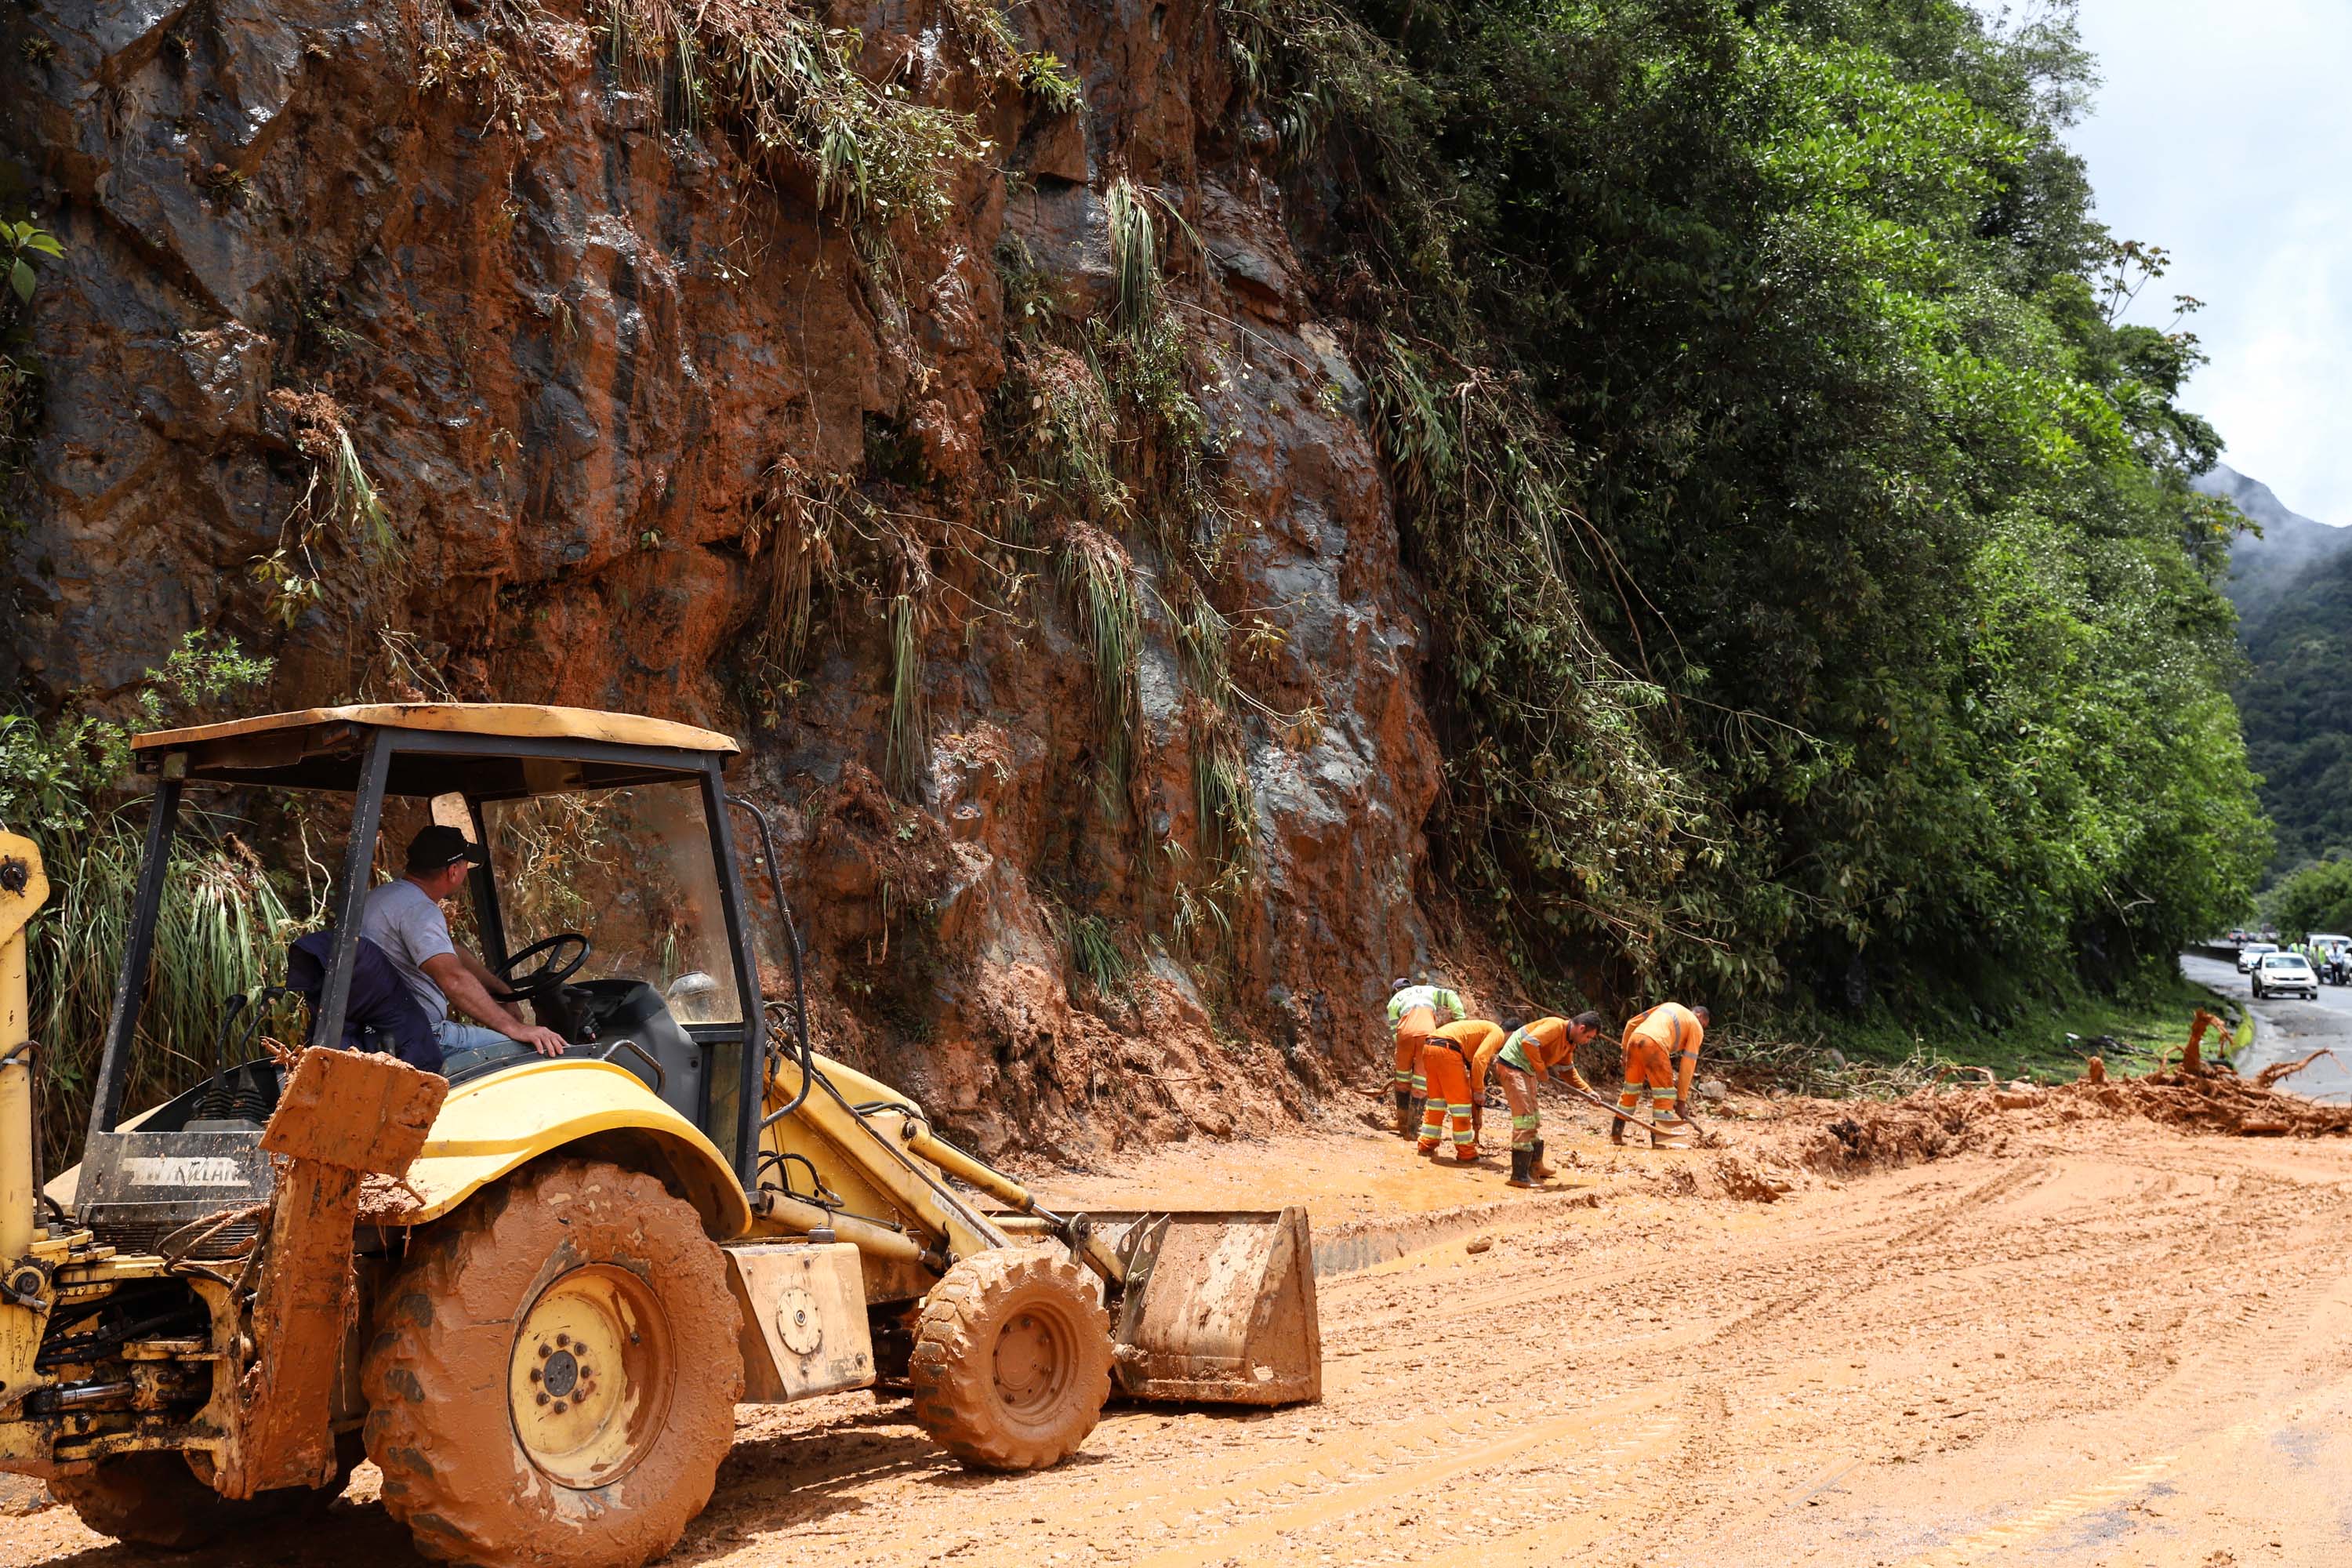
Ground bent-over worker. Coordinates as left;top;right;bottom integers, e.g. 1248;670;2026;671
361;824;569;1067
1475;1012;1603;1188
1417;1017;1503;1163
1615;1002;1708;1149
1387;976;1468;1135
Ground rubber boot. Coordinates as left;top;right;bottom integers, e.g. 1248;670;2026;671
1393;1088;1415;1136
1506;1148;1536;1189
1530;1138;1555;1182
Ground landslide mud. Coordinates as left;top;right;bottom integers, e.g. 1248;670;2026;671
8;1090;2352;1568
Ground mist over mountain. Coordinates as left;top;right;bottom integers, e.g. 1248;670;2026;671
2203;465;2352;635
2209;466;2352;872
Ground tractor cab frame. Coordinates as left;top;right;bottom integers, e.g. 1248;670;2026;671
78;705;768;1254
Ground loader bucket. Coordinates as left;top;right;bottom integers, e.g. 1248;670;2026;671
1102;1207;1320;1406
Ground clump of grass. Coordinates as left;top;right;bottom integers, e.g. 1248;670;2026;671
742;457;848;715
1092;179;1220;558
886;592;928;799
1014;343;1129;528
416;0;548;131
1058;524;1142;797
253;388;401;630
1367;337;1700;975
997;233;1064;344
1105;176;1160;334
1170;864;1250;958
1189;713;1255;870
600;0;985;230
0;636;290;1164
1020;52;1083;114
1218;0;1430;167
1067;913;1129;996
1168;575;1232;699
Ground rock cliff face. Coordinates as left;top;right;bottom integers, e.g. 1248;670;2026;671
2;0;1452;1155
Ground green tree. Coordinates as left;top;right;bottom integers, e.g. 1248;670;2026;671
1226;0;2266;1014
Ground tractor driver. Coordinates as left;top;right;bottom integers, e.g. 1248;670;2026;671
361;824;568;1066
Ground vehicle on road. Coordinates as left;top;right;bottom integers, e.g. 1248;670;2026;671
0;706;1321;1568
2252;951;2320;1000
2237;942;2279;974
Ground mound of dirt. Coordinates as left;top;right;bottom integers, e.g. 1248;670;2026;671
1746;1067;2351;1185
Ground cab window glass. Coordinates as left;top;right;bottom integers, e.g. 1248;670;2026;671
483;782;740;1024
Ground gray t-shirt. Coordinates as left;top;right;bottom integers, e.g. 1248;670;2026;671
360;879;457;1027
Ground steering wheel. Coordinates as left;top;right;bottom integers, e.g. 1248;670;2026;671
495;933;590;1000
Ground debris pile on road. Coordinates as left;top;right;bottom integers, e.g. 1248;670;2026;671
2060;1062;2352;1138
1748;1062;2352;1185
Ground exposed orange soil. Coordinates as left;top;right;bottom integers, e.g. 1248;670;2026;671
5;1089;2349;1568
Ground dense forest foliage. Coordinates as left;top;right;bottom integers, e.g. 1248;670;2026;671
2238;550;2352;893
2211;479;2352;881
1231;0;2265;1018
1;0;2270;1094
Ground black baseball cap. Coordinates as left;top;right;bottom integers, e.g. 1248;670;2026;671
405;824;487;873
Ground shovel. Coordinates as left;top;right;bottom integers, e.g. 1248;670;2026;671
1568;1084;1678;1141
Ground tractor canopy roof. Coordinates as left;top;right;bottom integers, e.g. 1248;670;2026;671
130;702;739;797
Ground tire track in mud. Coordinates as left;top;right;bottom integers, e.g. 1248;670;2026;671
1329;1158;2059;1392
1697;1146;2352;1568
1056;1162;2074;1568
1126;1392;1687;1568
1599;1151;2349;1568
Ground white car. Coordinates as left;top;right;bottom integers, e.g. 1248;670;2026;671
2237;942;2278;974
2252;952;2319;1000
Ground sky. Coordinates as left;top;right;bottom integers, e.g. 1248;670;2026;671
2062;0;2352;524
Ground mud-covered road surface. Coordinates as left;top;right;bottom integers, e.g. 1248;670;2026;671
3;1104;2349;1568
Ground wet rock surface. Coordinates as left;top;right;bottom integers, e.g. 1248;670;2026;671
1;0;1451;1155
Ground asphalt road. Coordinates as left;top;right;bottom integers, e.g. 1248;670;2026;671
2180;951;2352;1103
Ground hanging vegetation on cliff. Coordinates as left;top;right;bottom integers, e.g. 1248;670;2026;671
1225;0;2265;1015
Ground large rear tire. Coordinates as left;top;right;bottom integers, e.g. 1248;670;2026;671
49;1438;357;1550
909;1249;1112;1472
362;1160;742;1568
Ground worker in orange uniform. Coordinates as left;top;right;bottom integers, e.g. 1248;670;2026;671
1387;976;1467;1135
1614;1003;1708;1149
1473;1013;1604;1187
1415;1016;1501;1163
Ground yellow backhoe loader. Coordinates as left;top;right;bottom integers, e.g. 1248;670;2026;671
0;705;1319;1566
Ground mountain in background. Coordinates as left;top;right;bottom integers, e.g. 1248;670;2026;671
2204;466;2352;630
2207;465;2352;873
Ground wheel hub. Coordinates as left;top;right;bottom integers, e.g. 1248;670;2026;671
507;1265;671;1488
993;1308;1071;1420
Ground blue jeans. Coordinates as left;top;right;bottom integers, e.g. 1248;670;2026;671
437;1025;532;1080
437;1021;513;1054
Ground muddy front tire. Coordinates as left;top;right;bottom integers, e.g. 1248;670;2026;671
49;1443;354;1550
909;1249;1112;1471
362;1160;743;1568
